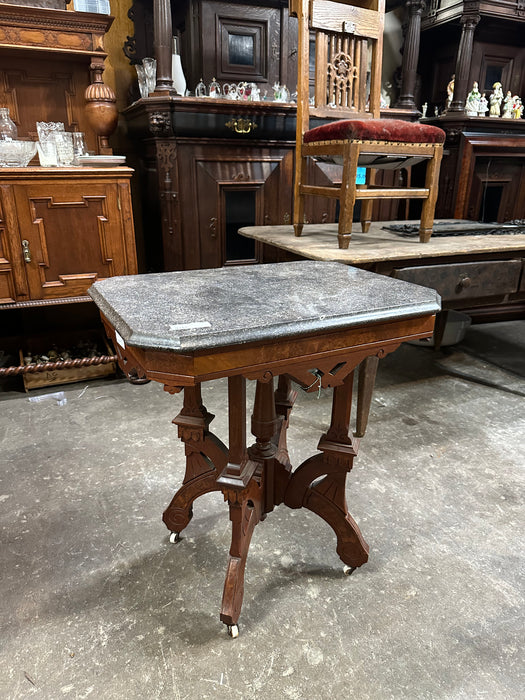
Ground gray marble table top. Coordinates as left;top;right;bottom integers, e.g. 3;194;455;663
88;262;440;353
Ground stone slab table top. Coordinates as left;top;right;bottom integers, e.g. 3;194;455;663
238;221;525;265
88;261;440;353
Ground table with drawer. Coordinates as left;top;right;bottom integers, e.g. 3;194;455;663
238;220;525;335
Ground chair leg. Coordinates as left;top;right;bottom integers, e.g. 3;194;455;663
338;143;360;249
419;145;443;243
360;169;374;233
360;198;373;233
293;152;307;237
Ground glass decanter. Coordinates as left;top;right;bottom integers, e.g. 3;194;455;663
0;108;18;141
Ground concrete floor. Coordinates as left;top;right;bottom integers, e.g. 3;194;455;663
1;321;524;699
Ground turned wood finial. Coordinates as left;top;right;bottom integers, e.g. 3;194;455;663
84;61;118;155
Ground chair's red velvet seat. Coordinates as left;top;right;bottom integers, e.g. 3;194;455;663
304;119;446;145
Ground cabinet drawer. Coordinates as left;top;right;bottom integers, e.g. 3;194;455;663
393;260;522;301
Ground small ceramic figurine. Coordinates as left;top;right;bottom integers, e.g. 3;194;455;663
434;106;439;117
380;82;391;108
273;83;290;103
223;83;238;100
477;93;488;116
489;82;503;117
445;74;455;111
249;83;261;101
421;102;428;118
209;78;221;98
195;78;206;97
465;81;481;116
512;96;523;119
502;91;513;118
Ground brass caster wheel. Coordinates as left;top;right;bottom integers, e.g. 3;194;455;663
169;532;181;544
227;624;239;639
343;565;356;576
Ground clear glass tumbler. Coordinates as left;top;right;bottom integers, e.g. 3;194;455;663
142;58;157;96
135;64;149;99
53;131;75;166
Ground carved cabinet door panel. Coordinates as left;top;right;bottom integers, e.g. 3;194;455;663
13;180;130;300
180;144;294;269
467;158;525;223
0;185;27;304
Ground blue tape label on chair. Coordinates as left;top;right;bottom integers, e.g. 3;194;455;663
356;167;366;185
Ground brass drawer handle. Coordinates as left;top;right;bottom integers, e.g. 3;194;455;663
458;276;472;289
225;118;258;134
22;239;31;263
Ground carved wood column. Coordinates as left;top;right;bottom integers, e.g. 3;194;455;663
395;0;425;110
153;0;176;94
448;13;480;113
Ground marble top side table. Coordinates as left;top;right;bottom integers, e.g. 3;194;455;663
89;261;440;637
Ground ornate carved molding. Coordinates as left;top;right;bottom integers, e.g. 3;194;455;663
0;5;112;53
459;12;481;30
156;140;176;169
149;111;172;136
123;34;137;64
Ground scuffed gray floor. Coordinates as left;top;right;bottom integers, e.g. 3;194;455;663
1;321;524;699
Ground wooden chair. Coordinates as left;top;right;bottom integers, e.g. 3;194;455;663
291;0;446;248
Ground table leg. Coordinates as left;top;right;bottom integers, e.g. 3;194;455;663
355;355;379;438
219;376;266;633
284;371;369;568
163;384;228;537
219;376;294;633
274;375;296;466
220;481;262;635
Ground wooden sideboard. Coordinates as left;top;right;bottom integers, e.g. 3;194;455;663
0;167;137;308
0;5;137;310
0;5;138;385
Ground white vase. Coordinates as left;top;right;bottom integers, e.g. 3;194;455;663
172;54;186;96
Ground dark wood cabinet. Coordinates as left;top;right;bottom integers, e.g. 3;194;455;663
423;116;525;223
124;96;304;271
123;95;406;272
418;0;525;116
391;0;525;224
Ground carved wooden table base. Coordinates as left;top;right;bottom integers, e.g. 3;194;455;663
163;366;369;635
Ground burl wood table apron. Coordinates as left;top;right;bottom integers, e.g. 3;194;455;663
89;261;440;637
